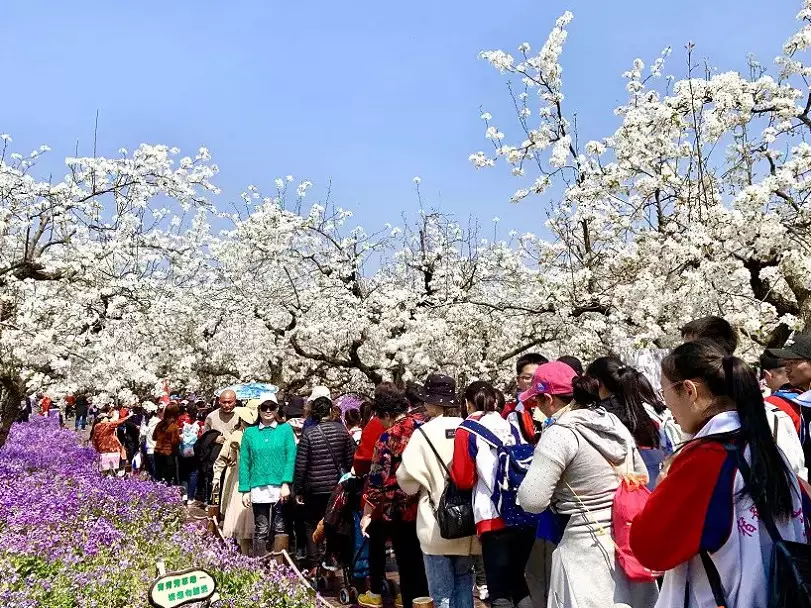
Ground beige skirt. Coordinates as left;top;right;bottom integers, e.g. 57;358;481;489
220;459;254;540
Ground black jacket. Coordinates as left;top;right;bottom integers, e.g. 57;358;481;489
294;421;356;496
74;396;89;417
194;429;223;473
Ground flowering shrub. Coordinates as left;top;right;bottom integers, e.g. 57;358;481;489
0;416;314;608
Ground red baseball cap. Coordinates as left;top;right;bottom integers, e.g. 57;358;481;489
519;361;577;403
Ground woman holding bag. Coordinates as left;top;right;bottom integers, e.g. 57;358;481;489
398;374;479;608
294;396;355;572
517;363;658;608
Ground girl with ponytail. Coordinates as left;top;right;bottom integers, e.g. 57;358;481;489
630;340;809;608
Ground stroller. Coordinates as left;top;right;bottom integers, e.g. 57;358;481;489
314;474;370;604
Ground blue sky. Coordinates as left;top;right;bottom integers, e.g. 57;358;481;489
0;0;800;234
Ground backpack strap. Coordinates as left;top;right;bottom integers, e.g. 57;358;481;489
722;441;784;545
460;419;503;449
417;426;450;511
698;551;728;608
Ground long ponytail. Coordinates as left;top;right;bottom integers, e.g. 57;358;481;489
662;340;794;521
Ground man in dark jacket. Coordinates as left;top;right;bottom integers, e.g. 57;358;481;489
293;396;356;571
74;394;90;431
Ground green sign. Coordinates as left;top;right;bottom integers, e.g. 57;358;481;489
148;568;217;608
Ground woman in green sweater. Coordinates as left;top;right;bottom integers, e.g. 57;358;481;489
239;397;297;558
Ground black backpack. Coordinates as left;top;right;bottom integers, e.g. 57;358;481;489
699;442;811;608
417;426;476;540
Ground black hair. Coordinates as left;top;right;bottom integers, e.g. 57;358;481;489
359;399;374;426
345;408;362;427
310;396;332;422
372;382;408;418
405;382;423;409
586;357;660;448
558;356;584;376
681;316;738;355
516;353;549;376
662;340;794;522
572;375;600;407
463;381;499;414
636;373;667;415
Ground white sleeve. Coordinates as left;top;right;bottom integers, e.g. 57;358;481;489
517;425;578;514
769;408;807;481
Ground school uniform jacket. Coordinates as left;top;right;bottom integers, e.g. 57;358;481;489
630;411;810;608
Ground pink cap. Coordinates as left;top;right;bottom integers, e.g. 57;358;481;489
519;361;577;403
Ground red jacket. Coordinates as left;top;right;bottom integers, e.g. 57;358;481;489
353;416;385;476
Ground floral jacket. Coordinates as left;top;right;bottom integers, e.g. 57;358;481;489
363;412;425;522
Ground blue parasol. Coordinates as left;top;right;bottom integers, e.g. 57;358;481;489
215;382;278;401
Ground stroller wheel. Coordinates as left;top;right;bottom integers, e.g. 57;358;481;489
317;575;330;592
349;587;359;603
338;588;351;605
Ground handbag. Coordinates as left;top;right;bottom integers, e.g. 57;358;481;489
417;426;476;540
696;442;811;608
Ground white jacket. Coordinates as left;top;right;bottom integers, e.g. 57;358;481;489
655;412;809;608
397;415;480;556
765;402;807;481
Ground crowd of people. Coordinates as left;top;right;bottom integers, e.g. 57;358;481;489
33;314;811;608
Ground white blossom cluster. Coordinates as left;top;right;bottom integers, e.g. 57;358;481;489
2;1;811;428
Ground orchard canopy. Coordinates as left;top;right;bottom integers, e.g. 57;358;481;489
4;1;811;441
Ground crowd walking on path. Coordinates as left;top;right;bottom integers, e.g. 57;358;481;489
30;315;811;608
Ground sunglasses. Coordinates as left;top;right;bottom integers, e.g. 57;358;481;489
260;404;278;413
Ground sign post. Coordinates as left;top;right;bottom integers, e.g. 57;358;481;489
148;566;218;608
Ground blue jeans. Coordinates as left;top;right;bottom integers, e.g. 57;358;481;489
423;554;474;608
74;413;87;430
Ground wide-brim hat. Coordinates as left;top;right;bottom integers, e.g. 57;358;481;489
411;374;457;406
233;407;256;426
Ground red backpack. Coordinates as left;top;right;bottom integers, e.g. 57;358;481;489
560;423;662;582
612;476;662;582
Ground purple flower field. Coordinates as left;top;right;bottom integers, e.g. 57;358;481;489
0;416;314;608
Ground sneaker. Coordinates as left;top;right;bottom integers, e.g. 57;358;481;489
357;592;382;608
477;584;489;601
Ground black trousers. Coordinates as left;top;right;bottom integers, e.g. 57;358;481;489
154;453;178;485
480;527;535;608
368;519;429;608
302;493;332;570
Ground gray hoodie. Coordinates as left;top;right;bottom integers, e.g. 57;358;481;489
518;407;647;518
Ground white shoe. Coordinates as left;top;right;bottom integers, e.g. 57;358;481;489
477;584;489;601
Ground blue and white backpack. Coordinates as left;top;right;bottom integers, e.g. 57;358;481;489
460;419;539;528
